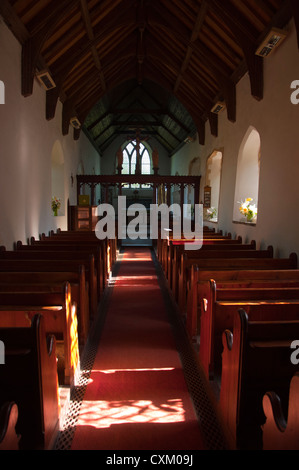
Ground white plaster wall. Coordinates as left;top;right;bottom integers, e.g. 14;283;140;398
171;19;299;258
0;20;100;249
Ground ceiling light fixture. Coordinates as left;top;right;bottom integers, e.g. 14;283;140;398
36;71;56;90
211;102;226;114
70;117;81;129
255;27;287;57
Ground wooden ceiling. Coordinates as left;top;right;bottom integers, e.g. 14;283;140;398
1;0;298;156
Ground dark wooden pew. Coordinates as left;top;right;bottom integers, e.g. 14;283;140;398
39;230;117;282
161;232;235;276
0;315;59;450
179;253;298;314
0;268;89;346
24;237;108;294
0;282;79;386
166;235;247;284
262;372;299;450
200;288;299;380
157;226;218;264
15;239;106;295
173;245;273;304
219;309;299;449
169;239;257;292
0;402;19;450
187;274;299;341
0;256;97;321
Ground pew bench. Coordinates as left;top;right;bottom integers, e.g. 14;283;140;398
169;239;257;292
201;297;299;382
219;309;299;449
0;269;89;346
20;238;109;294
179;253;298;314
0;315;59;450
175;245;274;307
187;276;299;341
38;231;117;281
0;257;97;321
15;240;106;295
161;232;236;276
0;282;79;387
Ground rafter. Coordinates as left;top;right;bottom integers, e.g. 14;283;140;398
174;0;209;93
209;0;264;100
80;0;106;91
4;0;292;154
21;0;79;97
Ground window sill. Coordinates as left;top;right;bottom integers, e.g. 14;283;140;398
203;219;218;224
233;220;256;226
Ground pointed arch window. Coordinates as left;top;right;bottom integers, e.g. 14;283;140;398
233;127;260;223
120;140;152;188
204;150;223;222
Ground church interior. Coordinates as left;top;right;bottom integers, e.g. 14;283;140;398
0;0;299;452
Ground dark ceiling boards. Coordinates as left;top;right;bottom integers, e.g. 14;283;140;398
1;0;298;156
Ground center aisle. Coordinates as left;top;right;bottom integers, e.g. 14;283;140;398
56;246;227;451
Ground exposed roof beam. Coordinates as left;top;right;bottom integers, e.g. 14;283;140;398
174;0;209;93
80;0;106;91
21;0;79;97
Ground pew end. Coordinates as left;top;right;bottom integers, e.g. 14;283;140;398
0;315;60;449
219;308;299;450
0;402;20;450
262;372;299;450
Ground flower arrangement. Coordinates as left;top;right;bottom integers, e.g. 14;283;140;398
206;206;217;220
52;196;61;216
239;198;257;222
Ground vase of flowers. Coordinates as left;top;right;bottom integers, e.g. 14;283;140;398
206;206;217;221
239;198;257;222
52;196;61;216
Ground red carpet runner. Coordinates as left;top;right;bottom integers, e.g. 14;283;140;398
71;247;205;450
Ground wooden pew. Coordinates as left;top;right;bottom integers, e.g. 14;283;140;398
169;239;257;292
0;256;97;321
173;244;272;303
0;268;89;346
0;402;19;450
159;230;227;272
200;287;299;380
15;239;106;295
0;315;59;450
162;232;234;277
27;237;108;294
0;282;79;387
157;226;218;265
176;246;289;312
219;309;299;450
39;230;117;283
166;235;245;286
179;253;298;314
49;230;118;264
187;274;299;342
262;372;299;450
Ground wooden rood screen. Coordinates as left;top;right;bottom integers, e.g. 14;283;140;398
76;174;201;210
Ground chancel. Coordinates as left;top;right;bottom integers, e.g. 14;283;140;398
0;0;299;452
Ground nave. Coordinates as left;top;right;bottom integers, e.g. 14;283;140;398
54;245;227;451
1;228;299;451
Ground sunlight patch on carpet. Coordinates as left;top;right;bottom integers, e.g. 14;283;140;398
92;367;175;375
75;398;186;429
